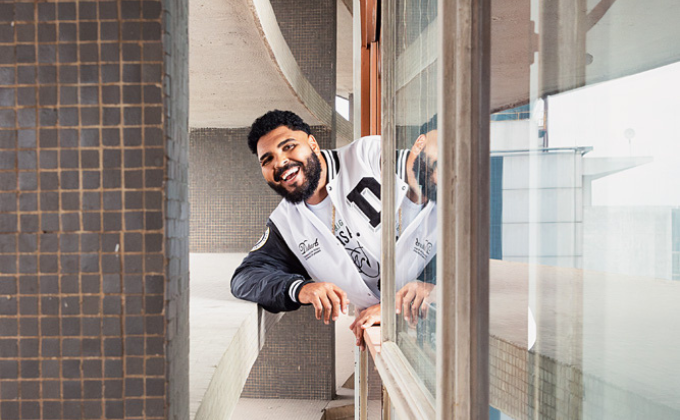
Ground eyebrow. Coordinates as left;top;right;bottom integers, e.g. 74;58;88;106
258;138;296;163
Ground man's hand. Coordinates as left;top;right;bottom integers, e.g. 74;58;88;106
298;282;349;324
395;281;435;324
349;304;381;350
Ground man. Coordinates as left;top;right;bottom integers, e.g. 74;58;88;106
231;110;436;346
393;116;439;324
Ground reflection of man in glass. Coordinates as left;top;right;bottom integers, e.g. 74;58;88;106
406;115;438;205
397;116;438;324
349;116;440;336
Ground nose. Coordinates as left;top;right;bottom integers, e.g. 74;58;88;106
274;156;289;169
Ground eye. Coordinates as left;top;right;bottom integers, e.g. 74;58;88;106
260;157;272;167
283;143;296;151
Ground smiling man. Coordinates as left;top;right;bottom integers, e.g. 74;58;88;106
230;110;437;347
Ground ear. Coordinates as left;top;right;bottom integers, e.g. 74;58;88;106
411;134;426;153
307;134;320;152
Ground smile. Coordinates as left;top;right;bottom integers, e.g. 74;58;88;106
281;166;300;184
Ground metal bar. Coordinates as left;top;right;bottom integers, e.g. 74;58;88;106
490;146;593;155
382;387;391;420
536;3;586;417
360;347;369;420
370;42;380;135
353;0;363;140
361;46;371;137
437;0;491;418
380;0;396;345
586;0;618;31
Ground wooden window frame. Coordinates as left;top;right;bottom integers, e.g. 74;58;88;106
359;0;492;418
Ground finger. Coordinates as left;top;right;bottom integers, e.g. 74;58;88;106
402;291;416;320
354;323;363;346
395;289;404;314
319;294;332;324
412;294;425;321
333;288;349;315
313;295;323;320
361;315;379;329
355;325;366;350
420;301;429;319
329;293;341;321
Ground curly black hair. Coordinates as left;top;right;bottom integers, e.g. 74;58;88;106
247;110;312;154
419;114;437;136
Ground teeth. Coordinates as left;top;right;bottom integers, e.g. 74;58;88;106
283;167;299;181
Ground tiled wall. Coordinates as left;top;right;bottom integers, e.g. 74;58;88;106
0;1;189;419
489;336;680;419
270;0;336;105
189;126;333;253
241;306;334;399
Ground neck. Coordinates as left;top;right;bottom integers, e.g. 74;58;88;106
305;152;328;205
405;151;427;204
406;188;426;205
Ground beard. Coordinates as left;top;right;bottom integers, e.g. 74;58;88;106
414;151;437;203
267;152;322;204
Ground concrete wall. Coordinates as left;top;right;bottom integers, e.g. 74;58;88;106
241;306;335;399
584;207;672;281
270;0;337;105
163;0;190;418
0;1;189;418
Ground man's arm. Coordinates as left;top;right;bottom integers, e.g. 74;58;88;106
231;220;312;313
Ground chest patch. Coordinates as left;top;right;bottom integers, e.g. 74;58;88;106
299;238;321;260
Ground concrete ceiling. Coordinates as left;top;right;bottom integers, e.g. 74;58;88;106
190;0;679;128
189;0;324;128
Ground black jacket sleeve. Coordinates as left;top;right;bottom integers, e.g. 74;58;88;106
230;219;312;313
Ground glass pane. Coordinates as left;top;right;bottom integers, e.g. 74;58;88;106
489;1;680;419
392;0;439;400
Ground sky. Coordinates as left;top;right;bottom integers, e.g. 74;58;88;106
548;61;680;207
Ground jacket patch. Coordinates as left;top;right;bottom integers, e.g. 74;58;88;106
413;237;433;259
251;227;270;252
299;238;321;260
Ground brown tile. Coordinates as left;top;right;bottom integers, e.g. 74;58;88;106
80;107;100;126
1;401;20;420
83;361;102;379
79;2;98;20
104;360;123;379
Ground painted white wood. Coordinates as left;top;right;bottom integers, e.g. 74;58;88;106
374;343;436;420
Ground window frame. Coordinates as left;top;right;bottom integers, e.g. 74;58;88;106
374;0;491;418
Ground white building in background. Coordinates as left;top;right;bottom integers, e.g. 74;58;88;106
490;61;680;280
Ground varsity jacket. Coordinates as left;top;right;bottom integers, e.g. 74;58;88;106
231;136;437;313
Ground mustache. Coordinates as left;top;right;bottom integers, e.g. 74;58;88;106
273;162;302;182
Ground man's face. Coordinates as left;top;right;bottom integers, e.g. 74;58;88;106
257;126;322;203
413;130;438;202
